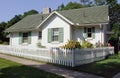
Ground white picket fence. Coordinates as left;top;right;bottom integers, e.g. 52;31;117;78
0;45;114;67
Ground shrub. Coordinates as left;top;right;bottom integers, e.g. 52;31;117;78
2;42;9;45
37;42;45;48
0;40;2;44
61;40;81;49
108;54;120;59
81;41;93;49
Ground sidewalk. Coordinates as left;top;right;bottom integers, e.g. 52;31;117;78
0;53;104;78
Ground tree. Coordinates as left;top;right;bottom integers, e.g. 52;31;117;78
0;9;39;43
94;0;107;6
23;10;39;18
57;2;83;11
0;22;7;42
57;4;65;11
6;15;22;28
107;0;119;28
80;0;93;6
104;0;120;53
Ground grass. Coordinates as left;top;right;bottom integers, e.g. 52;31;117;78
72;52;120;78
1;52;120;78
0;58;64;78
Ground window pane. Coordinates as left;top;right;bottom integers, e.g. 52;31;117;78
88;33;92;37
23;32;28;43
53;36;58;41
87;28;92;38
23;33;28;37
88;28;91;32
52;28;59;41
53;28;59;35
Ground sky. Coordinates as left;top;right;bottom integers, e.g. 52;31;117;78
0;0;120;23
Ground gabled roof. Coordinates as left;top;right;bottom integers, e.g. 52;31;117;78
5;6;109;32
58;6;109;24
5;14;49;32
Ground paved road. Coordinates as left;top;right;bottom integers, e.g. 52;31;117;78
0;53;104;78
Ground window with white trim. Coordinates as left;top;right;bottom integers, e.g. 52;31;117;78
23;32;28;43
83;27;95;39
52;28;59;41
87;28;92;38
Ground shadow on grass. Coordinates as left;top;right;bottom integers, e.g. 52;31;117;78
0;65;63;78
73;59;120;78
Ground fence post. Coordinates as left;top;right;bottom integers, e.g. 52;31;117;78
72;49;75;67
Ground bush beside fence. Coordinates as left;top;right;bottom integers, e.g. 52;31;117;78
0;45;114;67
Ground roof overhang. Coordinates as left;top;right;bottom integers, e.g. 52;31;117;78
4;28;40;33
74;22;109;26
37;11;74;28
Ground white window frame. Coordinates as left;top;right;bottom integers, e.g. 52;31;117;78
22;32;28;44
87;28;92;38
52;28;59;42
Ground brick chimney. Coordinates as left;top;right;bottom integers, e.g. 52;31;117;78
42;7;51;14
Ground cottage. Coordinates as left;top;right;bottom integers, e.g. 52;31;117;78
5;6;110;47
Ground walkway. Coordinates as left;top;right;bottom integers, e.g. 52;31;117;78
0;53;104;78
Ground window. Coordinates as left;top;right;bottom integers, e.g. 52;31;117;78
48;28;63;43
38;31;42;39
23;32;28;43
52;28;59;41
84;27;95;39
87;28;92;38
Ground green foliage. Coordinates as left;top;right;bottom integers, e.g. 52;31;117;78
81;41;93;48
108;51;120;59
6;15;22;28
0;40;2;44
108;54;120;59
2;42;9;45
94;0;107;6
74;58;120;78
61;40;94;49
61;40;81;49
110;23;120;40
0;9;39;43
0;58;64;78
37;42;45;48
23;10;39;18
57;2;83;11
80;0;93;6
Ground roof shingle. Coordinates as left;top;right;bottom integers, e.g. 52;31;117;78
5;6;109;32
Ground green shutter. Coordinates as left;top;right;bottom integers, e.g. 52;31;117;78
48;29;52;43
59;28;64;43
83;27;87;39
28;32;31;44
19;32;22;44
92;27;95;38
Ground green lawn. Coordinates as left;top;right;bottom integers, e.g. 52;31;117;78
0;58;64;78
73;53;120;78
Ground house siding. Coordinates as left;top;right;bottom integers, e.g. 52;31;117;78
10;32;19;45
42;14;71;47
10;31;39;47
72;25;107;45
